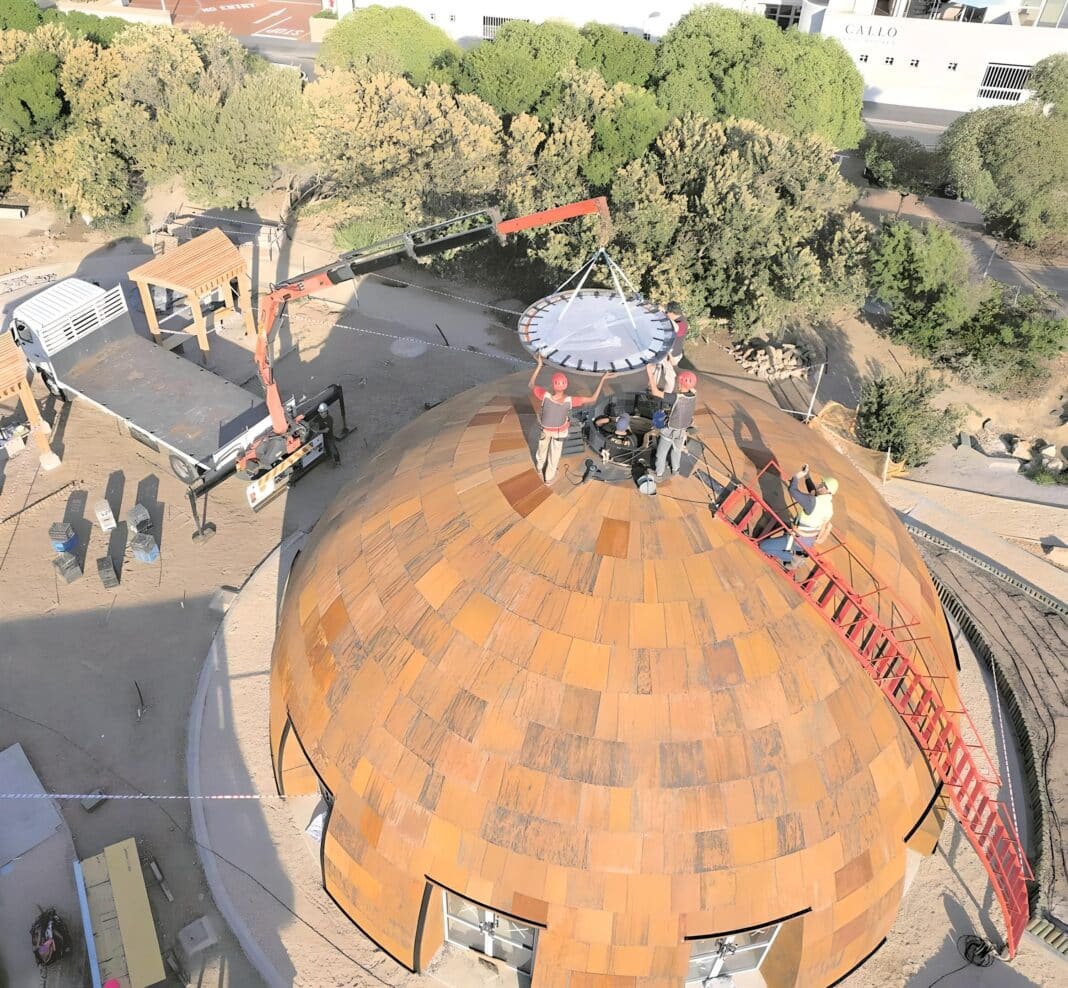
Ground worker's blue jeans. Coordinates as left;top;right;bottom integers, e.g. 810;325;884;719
760;533;815;563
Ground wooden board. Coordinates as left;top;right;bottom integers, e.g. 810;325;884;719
81;839;165;988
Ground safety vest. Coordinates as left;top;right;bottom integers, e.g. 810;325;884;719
796;493;834;537
668;393;695;430
539;394;572;434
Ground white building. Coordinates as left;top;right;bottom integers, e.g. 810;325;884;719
323;1;1068;112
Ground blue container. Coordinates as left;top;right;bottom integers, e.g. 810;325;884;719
49;522;77;554
131;533;160;564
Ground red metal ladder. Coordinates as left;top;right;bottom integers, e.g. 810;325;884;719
714;461;1033;957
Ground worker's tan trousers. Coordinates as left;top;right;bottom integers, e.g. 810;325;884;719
535;430;564;482
656;358;677;394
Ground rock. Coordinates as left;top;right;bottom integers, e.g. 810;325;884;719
1041;539;1068;567
1046;458;1065;473
1040;444;1058;458
986;456;1023;473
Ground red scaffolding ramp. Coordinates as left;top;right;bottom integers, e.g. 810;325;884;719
714;461;1033;957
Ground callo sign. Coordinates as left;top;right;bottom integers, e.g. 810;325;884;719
845;24;899;37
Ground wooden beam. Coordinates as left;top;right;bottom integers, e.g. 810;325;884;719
135;280;162;344
17;380;60;470
238;271;255;337
191;297;210;363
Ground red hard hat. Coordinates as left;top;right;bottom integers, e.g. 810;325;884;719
551;372;568;391
678;370;698;391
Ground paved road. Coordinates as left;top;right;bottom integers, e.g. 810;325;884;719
861;101;963;148
238;35;318;80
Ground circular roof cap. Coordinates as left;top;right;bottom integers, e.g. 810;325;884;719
518;289;675;374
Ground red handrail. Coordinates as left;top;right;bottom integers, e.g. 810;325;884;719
714;461;1033;957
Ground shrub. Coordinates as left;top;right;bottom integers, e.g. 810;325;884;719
0;0;41;32
855;370;962;467
317;5;459;87
868;220;972;352
576;22;655;87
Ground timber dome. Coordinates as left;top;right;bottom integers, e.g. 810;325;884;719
269;371;957;988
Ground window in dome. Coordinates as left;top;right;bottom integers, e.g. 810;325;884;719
443;891;537;982
686;924;782;984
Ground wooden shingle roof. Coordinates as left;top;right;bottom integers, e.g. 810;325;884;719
270;373;956;986
127;228;244;294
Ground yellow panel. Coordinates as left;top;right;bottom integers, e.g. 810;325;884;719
104;839;166;988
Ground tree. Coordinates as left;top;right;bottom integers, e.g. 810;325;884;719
0;0;41;32
317;5;459;87
867;220;972;352
149;67;301;206
937;282;1068;391
16;124;133;220
301;72;505;233
110;24;204;114
860;131;946;207
512;114;862;330
941;105;1068;246
455;20;585;117
41;11;129;46
576;22;655;87
856;371;961;466
0;50;63;142
1030;52;1068;116
186;22;255;100
654;7;864;148
538;69;667;188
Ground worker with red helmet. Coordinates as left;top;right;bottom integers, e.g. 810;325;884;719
529;355;610;483
650;368;698;477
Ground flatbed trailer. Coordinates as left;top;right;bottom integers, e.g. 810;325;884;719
9;278;344;536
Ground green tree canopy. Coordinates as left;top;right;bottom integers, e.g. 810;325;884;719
856;371;961;466
941;105;1068;246
1030;52;1068;116
538;68;667;188
0;50;62;140
576;22;655;87
301;71;507;238
654;7;864;148
868;220;972;352
317;5;459;86
937;282;1068;391
455;20;585;117
0;0;41;32
41;10;129;46
509;114;864;329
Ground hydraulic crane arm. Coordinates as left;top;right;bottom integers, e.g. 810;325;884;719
253;197;610;438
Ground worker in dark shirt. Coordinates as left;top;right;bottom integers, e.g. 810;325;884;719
594;413;638;463
311;402;341;465
646;301;688;394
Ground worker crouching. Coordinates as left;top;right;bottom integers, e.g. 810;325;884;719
529;355;609;483
760;465;838;569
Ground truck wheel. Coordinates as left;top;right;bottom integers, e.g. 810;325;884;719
169;455;199;485
41;372;67;402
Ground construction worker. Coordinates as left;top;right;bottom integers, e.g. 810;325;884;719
529;355;609;483
646;301;688;395
311;401;341;466
650;369;697;477
760;465;838;568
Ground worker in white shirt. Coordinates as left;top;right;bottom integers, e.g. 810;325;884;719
759;465;838;568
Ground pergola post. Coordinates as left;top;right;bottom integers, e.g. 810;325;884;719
238;271;256;337
136;280;162;343
191;298;210;364
17;379;61;470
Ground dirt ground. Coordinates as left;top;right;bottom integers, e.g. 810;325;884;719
1;194;1065;986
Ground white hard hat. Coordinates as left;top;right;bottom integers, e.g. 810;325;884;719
823;477;839;495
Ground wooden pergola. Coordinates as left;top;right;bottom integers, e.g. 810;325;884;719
128;228;255;361
0;331;59;469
